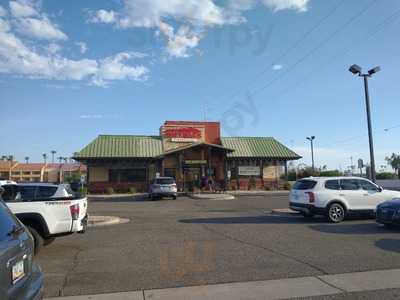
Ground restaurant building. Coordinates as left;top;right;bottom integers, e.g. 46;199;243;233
74;121;301;193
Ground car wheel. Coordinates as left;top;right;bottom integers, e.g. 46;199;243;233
43;237;56;246
328;203;345;223
27;226;44;255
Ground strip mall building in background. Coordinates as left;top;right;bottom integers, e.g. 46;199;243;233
74;121;301;193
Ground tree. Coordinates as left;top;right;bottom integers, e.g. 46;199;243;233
42;153;47;163
58;156;63;163
386;153;400;179
51;150;57;163
25;156;29;164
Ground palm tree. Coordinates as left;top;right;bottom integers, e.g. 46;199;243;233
1;155;6;161
51;150;57;163
25;156;29;164
42;153;47;164
7;155;14;162
63;157;68;164
58;156;63;163
386;153;400;179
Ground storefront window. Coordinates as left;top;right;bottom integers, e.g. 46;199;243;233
109;169;146;183
164;168;176;179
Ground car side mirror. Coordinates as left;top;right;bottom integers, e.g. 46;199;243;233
377;186;383;192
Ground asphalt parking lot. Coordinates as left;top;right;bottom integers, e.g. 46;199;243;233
37;193;400;298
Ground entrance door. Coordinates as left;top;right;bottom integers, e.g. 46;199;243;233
184;168;201;192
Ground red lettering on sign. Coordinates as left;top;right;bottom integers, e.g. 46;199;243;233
164;127;202;139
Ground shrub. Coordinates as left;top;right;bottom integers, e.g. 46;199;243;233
264;185;271;191
129;187;137;194
106;187;114;195
79;186;88;196
283;182;291;190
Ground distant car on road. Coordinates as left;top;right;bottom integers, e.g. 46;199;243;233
289;177;400;223
376;198;400;227
0;181;88;254
149;177;178;200
0;187;44;300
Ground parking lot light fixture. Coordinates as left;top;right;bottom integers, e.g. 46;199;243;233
349;65;380;183
306;136;316;172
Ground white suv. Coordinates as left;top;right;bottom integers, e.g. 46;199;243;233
289;177;400;223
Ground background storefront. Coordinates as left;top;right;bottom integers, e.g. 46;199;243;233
74;121;301;193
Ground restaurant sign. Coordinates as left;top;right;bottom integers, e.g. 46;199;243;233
164;127;202;140
238;166;260;176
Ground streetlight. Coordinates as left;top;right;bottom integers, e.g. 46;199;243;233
306;136;316;172
349;64;380;182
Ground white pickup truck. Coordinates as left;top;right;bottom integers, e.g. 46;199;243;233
0;180;88;254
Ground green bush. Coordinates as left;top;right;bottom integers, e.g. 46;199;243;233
264;185;271;191
79;186;88;196
106;187;114;195
283;182;291;190
129;187;137;194
376;172;396;180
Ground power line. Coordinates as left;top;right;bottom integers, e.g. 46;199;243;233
251;0;378;97
269;6;400;104
212;0;347;105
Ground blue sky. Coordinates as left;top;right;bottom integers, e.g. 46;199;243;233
0;0;399;171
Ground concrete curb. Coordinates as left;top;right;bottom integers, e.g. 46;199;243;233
88;193;146;199
226;191;290;196
188;193;235;200
88;216;130;227
44;268;400;300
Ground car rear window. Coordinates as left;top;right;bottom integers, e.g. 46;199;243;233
17;186;36;201
0;201;19;241
292;180;317;190
36;186;58;199
325;180;340;190
155;178;175;185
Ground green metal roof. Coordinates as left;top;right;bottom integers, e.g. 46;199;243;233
75;135;301;160
221;137;301;159
74;135;163;158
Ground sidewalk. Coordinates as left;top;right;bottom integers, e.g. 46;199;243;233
45;268;400;300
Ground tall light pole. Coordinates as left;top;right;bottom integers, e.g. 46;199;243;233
349;64;380;183
306;136;316;172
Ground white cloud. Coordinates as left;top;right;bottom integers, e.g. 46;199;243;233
90;9;117;24
262;0;309;12
0;5;7;17
9;0;68;40
0;28;148;85
9;0;38;18
92;52;148;87
47;42;61;54
14;17;67;40
0;18;10;32
272;64;283;70
158;22;201;58
80;114;103;119
76;41;88;54
90;0;310;58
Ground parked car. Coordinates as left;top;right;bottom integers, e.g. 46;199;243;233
149;177;178;200
376;198;400;227
289;177;400;223
0;187;44;300
0;181;88;254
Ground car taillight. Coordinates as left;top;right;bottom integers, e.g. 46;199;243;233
306;192;315;203
70;204;80;220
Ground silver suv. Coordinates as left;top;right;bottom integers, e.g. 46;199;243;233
149;177;178;200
